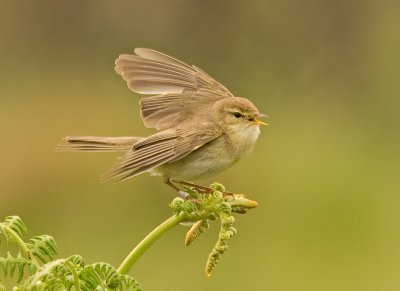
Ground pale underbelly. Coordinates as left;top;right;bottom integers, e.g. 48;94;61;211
151;141;240;181
149;127;259;181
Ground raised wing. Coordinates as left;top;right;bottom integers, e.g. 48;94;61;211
103;126;222;182
115;48;233;130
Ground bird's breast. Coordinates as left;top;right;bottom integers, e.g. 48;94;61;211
227;124;261;158
153;126;260;181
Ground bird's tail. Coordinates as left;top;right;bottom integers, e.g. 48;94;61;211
56;136;143;152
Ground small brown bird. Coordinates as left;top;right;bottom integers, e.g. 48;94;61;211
59;49;267;191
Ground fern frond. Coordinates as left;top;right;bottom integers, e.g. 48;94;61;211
80;262;140;291
80;262;119;290
0;216;27;244
185;220;210;246
66;254;84;267
0;252;37;283
16;255;83;291
119;274;141;291
27;235;57;263
205;215;237;276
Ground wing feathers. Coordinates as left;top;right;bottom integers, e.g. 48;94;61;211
103;127;221;182
133;130;177;149
115;48;234;130
134;48;192;68
116;54;198;94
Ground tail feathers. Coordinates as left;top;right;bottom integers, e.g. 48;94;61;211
56;136;143;152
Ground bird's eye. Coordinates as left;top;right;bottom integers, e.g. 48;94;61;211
233;112;242;118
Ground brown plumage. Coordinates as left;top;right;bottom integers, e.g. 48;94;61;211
57;49;266;188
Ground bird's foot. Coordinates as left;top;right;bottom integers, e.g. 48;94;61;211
173;180;213;194
179;190;191;199
173;180;233;197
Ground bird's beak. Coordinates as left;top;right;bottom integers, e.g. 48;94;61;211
252;118;268;126
249;116;268;126
249;113;268;126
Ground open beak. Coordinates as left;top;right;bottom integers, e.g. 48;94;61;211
249;114;268;126
251;118;268;126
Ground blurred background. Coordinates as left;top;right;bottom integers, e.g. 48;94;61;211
1;0;399;290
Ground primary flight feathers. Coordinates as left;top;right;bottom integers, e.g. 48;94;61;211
58;48;232;182
115;48;233;130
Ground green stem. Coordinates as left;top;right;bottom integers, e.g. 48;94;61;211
117;212;187;275
65;261;81;291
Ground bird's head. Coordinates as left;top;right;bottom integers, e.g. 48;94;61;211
212;97;268;132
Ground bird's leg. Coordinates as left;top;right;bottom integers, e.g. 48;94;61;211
163;177;191;199
171;180;213;194
172;180;234;197
165;178;233;198
163;177;180;191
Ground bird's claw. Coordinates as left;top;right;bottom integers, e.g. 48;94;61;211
179;190;191;199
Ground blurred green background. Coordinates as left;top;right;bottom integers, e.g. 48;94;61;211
1;0;399;290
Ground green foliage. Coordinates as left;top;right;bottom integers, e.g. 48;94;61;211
0;216;141;291
27;235;57;264
185;220;210;246
1;182;257;289
0;216;27;244
169;183;257;276
16;256;84;291
205;215;237;276
80;263;140;291
0;252;37;282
